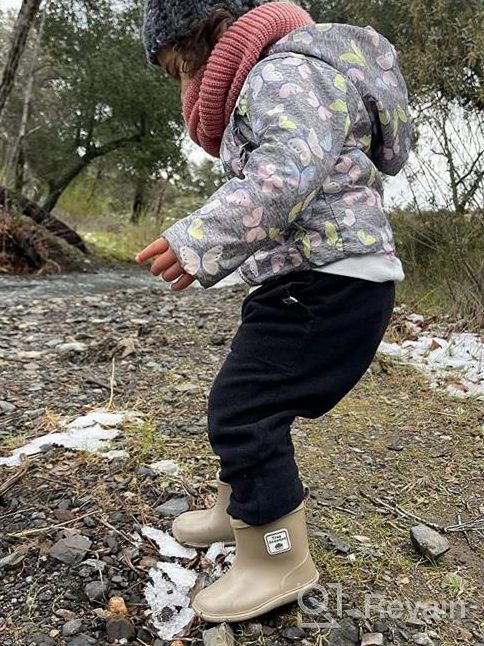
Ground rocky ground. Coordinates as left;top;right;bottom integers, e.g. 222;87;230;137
0;268;483;646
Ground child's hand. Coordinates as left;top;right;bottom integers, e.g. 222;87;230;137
135;237;195;291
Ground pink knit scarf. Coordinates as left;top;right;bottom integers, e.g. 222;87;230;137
182;2;314;157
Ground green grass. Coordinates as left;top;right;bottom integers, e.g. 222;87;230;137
392;209;484;330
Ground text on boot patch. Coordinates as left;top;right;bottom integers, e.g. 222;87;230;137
264;528;291;555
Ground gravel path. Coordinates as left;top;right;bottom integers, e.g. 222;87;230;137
0;269;483;646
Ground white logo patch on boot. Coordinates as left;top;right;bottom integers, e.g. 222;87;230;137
264;528;291;555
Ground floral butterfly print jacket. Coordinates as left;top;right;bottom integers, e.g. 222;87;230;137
162;23;412;288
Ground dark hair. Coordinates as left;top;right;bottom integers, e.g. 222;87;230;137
173;7;237;77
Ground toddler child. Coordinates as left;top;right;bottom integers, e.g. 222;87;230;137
136;0;411;623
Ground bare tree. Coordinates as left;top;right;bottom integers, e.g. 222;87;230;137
4;0;50;191
0;0;43;123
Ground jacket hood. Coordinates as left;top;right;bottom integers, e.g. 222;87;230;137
266;22;412;176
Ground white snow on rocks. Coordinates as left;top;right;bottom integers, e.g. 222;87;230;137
156;561;198;594
141;524;235;640
144;569;196;640
141;525;197;639
0;410;140;467
379;309;484;399
141;526;196;560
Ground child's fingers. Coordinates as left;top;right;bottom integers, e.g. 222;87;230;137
170;272;195;291
135;237;168;263
161;261;186;282
150;249;179;276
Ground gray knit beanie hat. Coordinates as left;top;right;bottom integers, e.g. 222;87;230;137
143;0;275;65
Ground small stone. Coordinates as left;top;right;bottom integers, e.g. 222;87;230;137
412;634;435;646
106;616;135;641
53;509;75;522
0;552;25;570
406;618;426;627
456;627;473;642
136;627;153;643
282;626;306;641
203;622;235;646
56;342;87;353
105;534;119;553
67;634;96;646
373;622;389;634
106;596;129;615
26;408;44;419
55;609;77;621
139;556;159;569
29;635;55;646
85;581;109;602
62;620;82;637
0;400;16;413
150;459;179;476
38;590;53;602
135;465;156;478
155;497;189;517
80;559;106;573
328;618;360;646
387;443;404;451
49;534;91;566
361;633;384;646
314;530;351;555
245;622;263;637
176;382;199;393
410;525;450;560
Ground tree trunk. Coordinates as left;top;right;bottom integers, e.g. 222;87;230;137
14;145;25;193
0;186;89;253
154;180;168;225
5;0;50;186
0;0;43;122
42;132;143;212
131;179;145;224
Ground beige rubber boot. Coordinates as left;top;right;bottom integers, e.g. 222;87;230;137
192;501;319;622
172;477;235;548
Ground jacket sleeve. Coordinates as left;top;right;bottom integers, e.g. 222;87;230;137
162;55;350;288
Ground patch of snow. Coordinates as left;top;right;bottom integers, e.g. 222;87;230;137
379;314;484;399
205;542;235;563
63;410;138;429
145;569;195;640
141;526;196;559
0;409;139;467
101;450;128;460
142;530;198;640
156;562;198;594
142;527;236;639
0;423;118;467
150;459;180;476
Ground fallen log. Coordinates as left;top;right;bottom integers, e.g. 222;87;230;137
0;186;89;254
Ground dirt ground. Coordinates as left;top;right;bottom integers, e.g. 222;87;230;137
0;272;483;646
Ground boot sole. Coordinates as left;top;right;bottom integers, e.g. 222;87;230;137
181;539;236;548
192;571;320;623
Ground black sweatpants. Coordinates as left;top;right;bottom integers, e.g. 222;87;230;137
207;270;395;526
